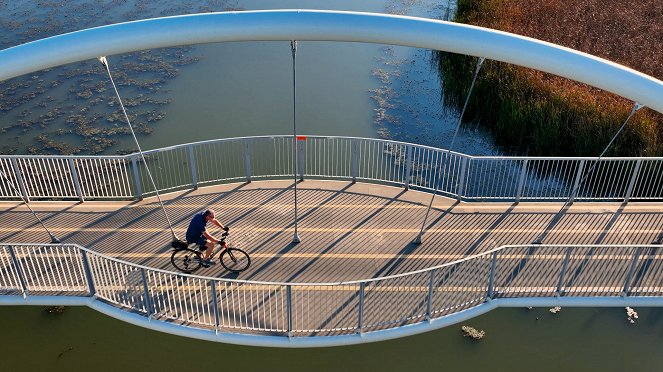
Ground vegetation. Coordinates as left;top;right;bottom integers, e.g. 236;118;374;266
437;0;663;156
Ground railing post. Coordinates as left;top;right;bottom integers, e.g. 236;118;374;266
286;285;293;337
357;282;365;334
622;247;642;296
187;145;198;190
351;140;359;183
515;159;528;203
456;156;469;202
7;245;28;297
140;268;153;318
10;158;29;203
570;159;585;203
211;280;220;334
80;249;96;297
298;140;305;181
131;156;143;200
426;269;436;321
623;159;642;203
487;251;498;300
244;140;251;182
67;158;84;202
404;145;413;190
556;247;572;296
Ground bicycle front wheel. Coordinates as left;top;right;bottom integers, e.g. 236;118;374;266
220;248;251;273
171;248;202;274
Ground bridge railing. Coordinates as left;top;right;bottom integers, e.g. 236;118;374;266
2;136;662;202
1;243;660;336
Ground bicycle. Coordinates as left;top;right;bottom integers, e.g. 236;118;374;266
170;232;251;274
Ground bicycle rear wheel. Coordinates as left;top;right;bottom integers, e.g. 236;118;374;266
171;248;202;273
219;248;251;272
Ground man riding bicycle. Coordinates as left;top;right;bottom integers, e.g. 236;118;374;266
186;209;228;267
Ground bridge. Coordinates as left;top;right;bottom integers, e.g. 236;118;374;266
1;11;662;347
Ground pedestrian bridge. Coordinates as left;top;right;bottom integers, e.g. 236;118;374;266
1;10;663;347
1;135;662;347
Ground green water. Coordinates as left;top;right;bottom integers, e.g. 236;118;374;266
0;306;661;371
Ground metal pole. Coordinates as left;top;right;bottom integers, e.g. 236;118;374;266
244;140;252;182
140;268;153;318
67;158;84;202
80;249;96;296
131;156;143;200
10;158;29;203
8;245;28;298
623;159;642;203
556;247;572;296
351;140;359;183
211;280;220;334
291;40;300;244
358;282;365;333
515;159;528;203
425;269;436;321
622;247;642;296
404;145;412;190
187;144;198;190
286;285;293;337
487;251;498;300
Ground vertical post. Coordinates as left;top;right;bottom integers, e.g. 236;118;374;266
456;156;469;202
622;247;642;296
286;285;293;337
10;158;29;203
351;140;359;183
140;268;153;318
623;159;642;203
131;156;143;200
487;251;498;299
291;40;300;244
426;269;436;321
244;140;252;183
357;282;365;333
80;249;96;297
570;159;585;203
187;144;198;190
67;158;84;202
556;247;572;296
515;159;529;203
404;145;413;190
7;245;28;297
211;280;220;334
298;139;305;182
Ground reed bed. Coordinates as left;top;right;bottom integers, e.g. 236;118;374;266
437;0;663;156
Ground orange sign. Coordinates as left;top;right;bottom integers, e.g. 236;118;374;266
296;136;307;141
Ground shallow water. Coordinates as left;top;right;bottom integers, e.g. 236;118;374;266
0;306;661;371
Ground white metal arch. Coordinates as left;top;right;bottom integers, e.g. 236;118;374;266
1;10;662;114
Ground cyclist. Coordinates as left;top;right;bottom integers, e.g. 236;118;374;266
186;209;229;267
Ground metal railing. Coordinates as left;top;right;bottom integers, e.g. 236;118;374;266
1;243;660;337
1;136;663;202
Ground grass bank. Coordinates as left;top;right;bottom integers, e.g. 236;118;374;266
437;0;663;156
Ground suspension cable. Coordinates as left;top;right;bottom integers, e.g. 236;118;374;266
99;56;178;241
0;169;60;243
291;41;300;244
414;57;485;244
533;102;643;244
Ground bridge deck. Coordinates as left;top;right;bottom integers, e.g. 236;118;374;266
1;180;661;283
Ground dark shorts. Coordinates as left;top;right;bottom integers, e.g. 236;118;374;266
188;236;208;248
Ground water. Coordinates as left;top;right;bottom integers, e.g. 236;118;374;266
0;0;659;368
0;306;660;371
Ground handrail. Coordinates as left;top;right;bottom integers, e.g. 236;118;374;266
2;242;660;287
2;135;663;202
